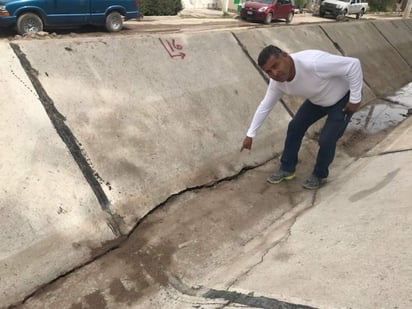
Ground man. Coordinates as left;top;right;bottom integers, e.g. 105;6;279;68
241;45;363;189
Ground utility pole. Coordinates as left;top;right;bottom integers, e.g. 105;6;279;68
403;0;412;18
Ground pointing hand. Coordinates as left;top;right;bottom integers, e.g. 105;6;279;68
240;136;253;152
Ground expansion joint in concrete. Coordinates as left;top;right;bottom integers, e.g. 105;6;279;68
204;288;318;309
378;148;412;156
319;25;346;56
231;32;294;118
372;23;412;69
382;97;412;113
362;147;412;158
168;276;317;309
9;43;113;214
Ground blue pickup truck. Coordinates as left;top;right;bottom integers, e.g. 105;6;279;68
0;0;139;35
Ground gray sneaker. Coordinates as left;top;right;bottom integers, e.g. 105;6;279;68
302;174;326;190
267;169;296;184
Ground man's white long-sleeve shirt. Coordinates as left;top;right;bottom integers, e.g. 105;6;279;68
246;50;363;138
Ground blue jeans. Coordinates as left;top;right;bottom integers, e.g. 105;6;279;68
280;91;352;178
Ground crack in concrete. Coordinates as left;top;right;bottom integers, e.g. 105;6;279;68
6;22;411;309
11;33;396;309
13;158;277;308
123;156;277;238
15;240;125;307
226;229;292;290
239;207;292;247
226;190;319;290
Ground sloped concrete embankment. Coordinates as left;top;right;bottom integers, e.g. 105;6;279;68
1;19;411;307
0;32;291;307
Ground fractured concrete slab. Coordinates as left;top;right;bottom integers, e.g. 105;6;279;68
0;43;117;306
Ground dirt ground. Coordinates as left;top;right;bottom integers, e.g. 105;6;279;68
0;10;403;41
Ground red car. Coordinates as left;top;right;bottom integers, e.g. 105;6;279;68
240;0;295;24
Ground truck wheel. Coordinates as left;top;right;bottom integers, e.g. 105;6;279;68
16;13;43;35
106;11;123;32
286;12;294;23
342;9;348;16
356;9;364;19
264;13;272;24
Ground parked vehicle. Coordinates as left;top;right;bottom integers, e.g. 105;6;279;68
240;0;295;24
319;0;368;19
0;0;139;35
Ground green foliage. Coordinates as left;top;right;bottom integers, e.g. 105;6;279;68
295;0;305;9
368;0;395;11
139;0;183;16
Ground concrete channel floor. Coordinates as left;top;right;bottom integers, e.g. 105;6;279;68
16;102;412;309
17;123;412;309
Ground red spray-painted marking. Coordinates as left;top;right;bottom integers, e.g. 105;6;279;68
159;38;186;59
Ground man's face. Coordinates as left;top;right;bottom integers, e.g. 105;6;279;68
261;53;292;82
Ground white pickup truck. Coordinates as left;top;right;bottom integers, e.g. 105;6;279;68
319;0;368;19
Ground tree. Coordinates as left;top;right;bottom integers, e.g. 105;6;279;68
139;0;183;16
368;0;393;11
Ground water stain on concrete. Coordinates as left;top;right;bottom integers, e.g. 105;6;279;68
348;168;400;203
272;250;294;262
69;290;108;309
84;290;108;309
108;278;143;305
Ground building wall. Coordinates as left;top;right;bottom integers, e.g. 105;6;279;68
215;0;242;12
182;0;241;11
182;0;219;9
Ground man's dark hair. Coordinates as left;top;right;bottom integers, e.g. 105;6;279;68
258;45;284;67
